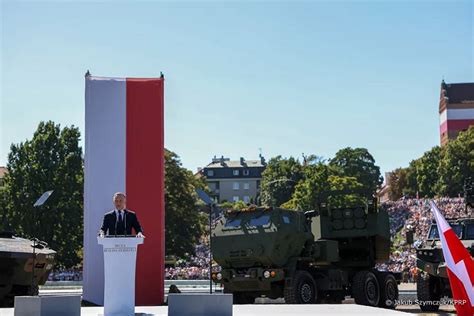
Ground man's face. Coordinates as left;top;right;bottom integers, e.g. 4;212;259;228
114;195;126;210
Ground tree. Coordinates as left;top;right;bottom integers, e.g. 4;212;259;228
326;175;365;208
284;161;367;210
283;162;331;210
404;159;419;197
260;156;304;206
329;147;383;196
387;168;408;200
0;186;8;230
387;127;474;199
416;147;441;197
4;121;83;268
165;149;206;257
437;127;474;196
219;200;247;210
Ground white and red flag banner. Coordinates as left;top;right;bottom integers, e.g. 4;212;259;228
430;201;474;315
83;75;165;305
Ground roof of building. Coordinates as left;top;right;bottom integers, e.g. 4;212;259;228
205;156;266;169
442;81;474;104
0;167;7;178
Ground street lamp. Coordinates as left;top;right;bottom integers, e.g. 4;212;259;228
31;190;53;295
195;189;217;294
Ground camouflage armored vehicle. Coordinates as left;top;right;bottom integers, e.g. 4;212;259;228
211;200;400;307
415;183;474;312
0;231;56;306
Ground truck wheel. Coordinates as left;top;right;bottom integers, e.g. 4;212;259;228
27;285;39;296
284;270;318;304
377;273;398;309
352;271;380;307
417;273;440;312
233;292;255;304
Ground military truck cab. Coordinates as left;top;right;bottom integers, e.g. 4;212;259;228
416;218;474;312
211;204;401;307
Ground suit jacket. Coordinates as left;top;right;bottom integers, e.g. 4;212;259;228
100;209;143;236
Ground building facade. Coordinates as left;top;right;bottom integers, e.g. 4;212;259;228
439;81;474;146
200;155;266;203
0;167;6;187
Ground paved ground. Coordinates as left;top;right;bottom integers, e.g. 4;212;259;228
0;304;412;316
0;301;456;316
0;282;456;315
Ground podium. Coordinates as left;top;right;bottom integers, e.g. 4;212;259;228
98;236;143;316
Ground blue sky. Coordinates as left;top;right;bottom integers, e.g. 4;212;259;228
1;1;473;177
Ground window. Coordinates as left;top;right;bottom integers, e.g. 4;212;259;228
244;183;250;190
243;196;250;203
208;182;216;191
243;169;250;176
467;224;474;239
233;169;239;176
233;182;239;190
232;196;240;202
207;170;214;177
249;215;271;227
428;224;462;239
225;218;241;228
428;225;439;239
282;216;291;224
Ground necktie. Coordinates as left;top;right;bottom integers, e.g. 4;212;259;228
117;210;125;234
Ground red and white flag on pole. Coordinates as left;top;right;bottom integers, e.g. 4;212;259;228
430;201;474;315
83;75;165;306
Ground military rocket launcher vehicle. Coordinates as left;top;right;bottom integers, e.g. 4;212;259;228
415;182;474;312
211;199;401;307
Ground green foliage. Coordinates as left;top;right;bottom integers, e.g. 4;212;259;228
287;162;331;210
165;149;206;258
387;167;408;200
265;148;382;210
326;175;366;208
404;160;419;197
260;156;304;207
218;200;247;210
416;146;441;196
387;127;474;198
437;127;474;196
287;164;367;210
4;121;83;268
0;186;8;230
397;148;441;197
329;147;383;197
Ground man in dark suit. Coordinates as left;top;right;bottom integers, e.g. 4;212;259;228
99;192;145;237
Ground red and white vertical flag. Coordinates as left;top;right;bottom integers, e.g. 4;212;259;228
83;75;165;306
430;201;474;315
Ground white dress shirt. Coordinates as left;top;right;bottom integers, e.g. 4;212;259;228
115;209;124;222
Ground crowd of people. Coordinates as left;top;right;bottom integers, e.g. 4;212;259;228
165;243;212;280
377;197;470;281
47;268;82;281
47;197;471;282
